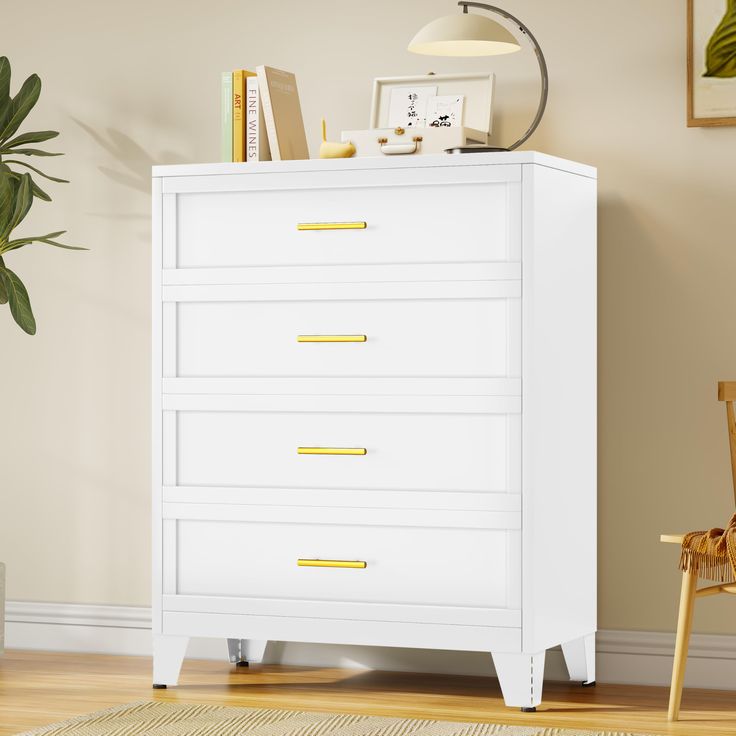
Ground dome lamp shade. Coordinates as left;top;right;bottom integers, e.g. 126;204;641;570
408;13;521;57
407;2;549;153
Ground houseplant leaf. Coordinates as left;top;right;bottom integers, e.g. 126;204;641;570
3;231;87;254
0;57;11;133
0;170;15;235
705;3;736;77
2;129;58;148
2;159;69;183
0;58;10;102
0;73;41;143
28;178;51;201
0;256;7;304
2;168;52;202
0;57;84;333
0;262;36;334
7;172;33;233
3;147;62;157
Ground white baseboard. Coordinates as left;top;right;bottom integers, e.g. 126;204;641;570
6;601;736;690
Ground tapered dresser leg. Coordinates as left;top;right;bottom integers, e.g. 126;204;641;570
492;650;546;710
153;634;188;687
227;638;268;667
561;632;596;685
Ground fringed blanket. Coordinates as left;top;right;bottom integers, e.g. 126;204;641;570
680;513;736;582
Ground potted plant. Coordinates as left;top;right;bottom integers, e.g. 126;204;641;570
0;56;84;335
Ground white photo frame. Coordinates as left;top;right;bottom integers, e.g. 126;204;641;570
370;72;495;137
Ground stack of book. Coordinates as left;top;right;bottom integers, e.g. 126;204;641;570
221;66;309;163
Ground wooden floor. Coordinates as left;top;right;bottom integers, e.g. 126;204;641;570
0;650;734;735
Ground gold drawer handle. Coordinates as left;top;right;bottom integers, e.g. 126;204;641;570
297;447;367;456
298;559;367;569
297;334;367;343
297;221;367;231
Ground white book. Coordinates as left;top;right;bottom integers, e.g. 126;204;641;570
246;76;271;162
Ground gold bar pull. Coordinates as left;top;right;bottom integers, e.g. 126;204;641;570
298;559;367;569
297;447;367;456
297;334;367;343
297;221;367;231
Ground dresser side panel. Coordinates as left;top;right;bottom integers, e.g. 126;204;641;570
521;164;597;653
152;177;164;635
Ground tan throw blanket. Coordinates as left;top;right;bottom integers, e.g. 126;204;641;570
680;513;736;582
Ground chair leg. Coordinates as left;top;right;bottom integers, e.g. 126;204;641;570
668;568;698;721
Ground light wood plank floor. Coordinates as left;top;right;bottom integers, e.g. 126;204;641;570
0;649;734;735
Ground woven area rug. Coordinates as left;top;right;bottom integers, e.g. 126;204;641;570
17;701;656;736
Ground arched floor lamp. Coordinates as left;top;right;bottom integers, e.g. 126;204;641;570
408;1;548;152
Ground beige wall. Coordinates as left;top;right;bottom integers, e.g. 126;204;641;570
2;0;736;636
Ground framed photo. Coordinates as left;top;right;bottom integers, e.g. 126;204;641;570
688;0;736;126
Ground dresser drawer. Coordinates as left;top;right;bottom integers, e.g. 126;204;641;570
173;288;520;380
171;517;518;612
170;169;520;269
171;406;520;494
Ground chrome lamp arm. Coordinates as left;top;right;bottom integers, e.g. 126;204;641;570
458;1;548;151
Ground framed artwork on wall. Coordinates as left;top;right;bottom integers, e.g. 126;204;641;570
688;0;736;126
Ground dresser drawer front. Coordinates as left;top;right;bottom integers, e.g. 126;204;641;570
170;173;520;269
172;518;517;611
174;292;520;379
171;407;520;494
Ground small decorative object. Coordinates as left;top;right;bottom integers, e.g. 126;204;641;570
426;95;465;127
688;0;736;126
0;56;85;335
319;119;355;158
408;1;548;152
387;85;437;128
342;72;493;157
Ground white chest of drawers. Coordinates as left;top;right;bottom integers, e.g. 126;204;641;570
151;153;597;710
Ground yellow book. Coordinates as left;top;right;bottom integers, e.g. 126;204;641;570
232;70;256;162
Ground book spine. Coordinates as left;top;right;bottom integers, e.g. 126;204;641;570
220;72;233;162
258;89;272;161
246;76;259;162
256;66;280;161
232;69;245;162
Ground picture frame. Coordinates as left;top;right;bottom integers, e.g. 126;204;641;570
370;72;494;136
688;0;736;127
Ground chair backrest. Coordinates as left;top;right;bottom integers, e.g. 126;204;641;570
718;381;736;507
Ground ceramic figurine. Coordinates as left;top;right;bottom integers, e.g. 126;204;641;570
319;119;356;158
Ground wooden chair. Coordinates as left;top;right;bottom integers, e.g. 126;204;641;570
661;380;736;721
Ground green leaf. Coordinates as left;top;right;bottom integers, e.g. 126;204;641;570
0;171;15;235
29;178;51;201
0;73;41;143
2;159;68;183
0;168;52;205
0;58;10;103
0;58;10;134
705;3;736;77
0;263;36;334
31;236;86;250
3;232;87;253
0;256;7;304
1;147;62;157
2;129;58;148
7;172;32;234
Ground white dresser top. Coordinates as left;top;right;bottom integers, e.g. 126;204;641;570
152;151;596;180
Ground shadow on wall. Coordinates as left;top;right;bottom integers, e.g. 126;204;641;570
72;117;187;196
71;117;189;243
